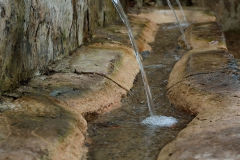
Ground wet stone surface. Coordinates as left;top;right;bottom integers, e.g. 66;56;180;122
86;23;194;160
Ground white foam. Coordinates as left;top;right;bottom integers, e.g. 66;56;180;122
142;116;178;127
164;22;190;30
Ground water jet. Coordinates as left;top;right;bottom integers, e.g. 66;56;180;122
112;0;155;116
175;0;187;23
111;0;178;126
166;0;190;49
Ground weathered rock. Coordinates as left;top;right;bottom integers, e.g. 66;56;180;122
27;73;127;115
87;0;127;32
159;102;240;159
0;95;87;160
91;15;158;53
178;22;227;50
0;46;130;159
128;16;158;52
167;49;238;115
0;0;80;91
158;7;240;159
192;0;240;31
132;9;216;25
160;73;240;159
159;49;240;159
167;49;234;94
0;0;120;91
48;43;139;91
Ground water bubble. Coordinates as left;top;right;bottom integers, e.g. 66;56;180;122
142;116;178;127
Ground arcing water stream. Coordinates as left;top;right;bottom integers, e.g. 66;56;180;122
111;0;155;116
175;0;187;23
166;0;190;49
111;0;178;126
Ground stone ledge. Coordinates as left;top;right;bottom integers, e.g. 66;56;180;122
0;95;87;160
49;43;139;91
167;49;236;94
179;22;227;50
131;8;216;25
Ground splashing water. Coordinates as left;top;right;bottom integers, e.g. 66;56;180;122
111;0;178;126
142;116;178;127
112;0;155;116
166;0;190;49
175;0;187;23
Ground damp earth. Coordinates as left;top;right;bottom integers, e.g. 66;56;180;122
86;23;194;160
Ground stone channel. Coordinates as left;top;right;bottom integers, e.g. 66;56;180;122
86;22;193;160
0;4;240;159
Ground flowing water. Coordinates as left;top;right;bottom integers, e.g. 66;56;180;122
111;0;180;128
86;23;194;160
175;0;187;23
166;0;190;49
111;0;155;116
85;1;194;159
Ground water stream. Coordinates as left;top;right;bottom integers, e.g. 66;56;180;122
175;0;187;23
111;0;155;116
166;0;190;49
111;0;179;127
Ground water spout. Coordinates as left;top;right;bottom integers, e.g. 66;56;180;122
111;0;155;116
166;0;190;49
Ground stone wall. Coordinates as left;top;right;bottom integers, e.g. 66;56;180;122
0;0;125;92
192;0;240;31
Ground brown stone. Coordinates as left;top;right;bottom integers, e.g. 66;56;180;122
0;96;87;160
132;8;216;25
192;0;240;31
48;43;139;91
183;22;227;50
167;49;233;93
28;73;127;114
158;94;240;159
0;0;120;91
